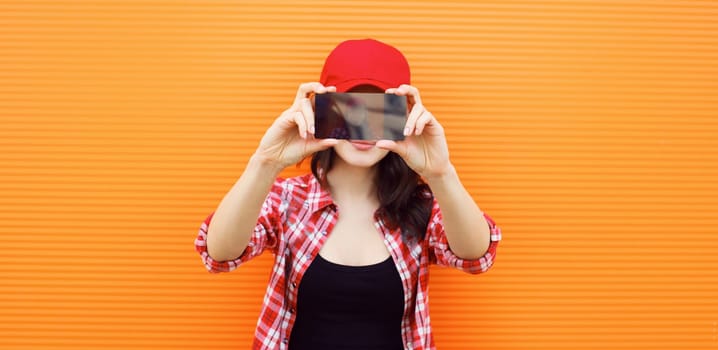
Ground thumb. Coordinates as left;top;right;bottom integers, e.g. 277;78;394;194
306;138;339;154
375;140;408;158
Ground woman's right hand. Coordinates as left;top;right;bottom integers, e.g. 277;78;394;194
255;82;339;169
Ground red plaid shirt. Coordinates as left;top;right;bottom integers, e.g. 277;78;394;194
195;174;501;350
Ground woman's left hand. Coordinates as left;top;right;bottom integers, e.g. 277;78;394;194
376;84;452;180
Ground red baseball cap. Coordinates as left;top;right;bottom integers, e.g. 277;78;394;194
319;39;410;92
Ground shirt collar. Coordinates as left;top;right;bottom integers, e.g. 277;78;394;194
307;174;336;213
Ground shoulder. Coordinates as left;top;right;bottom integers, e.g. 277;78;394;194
275;173;315;191
269;173;319;200
280;173;315;187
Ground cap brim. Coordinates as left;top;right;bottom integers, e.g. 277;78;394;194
333;78;394;93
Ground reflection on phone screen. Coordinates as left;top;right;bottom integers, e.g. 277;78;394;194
314;93;407;141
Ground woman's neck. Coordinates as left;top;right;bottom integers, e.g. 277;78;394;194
326;157;378;204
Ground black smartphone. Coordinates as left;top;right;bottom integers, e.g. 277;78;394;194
314;92;407;141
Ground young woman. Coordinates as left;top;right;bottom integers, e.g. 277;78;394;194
194;39;501;350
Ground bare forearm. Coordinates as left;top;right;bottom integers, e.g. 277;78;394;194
425;165;491;260
206;154;283;261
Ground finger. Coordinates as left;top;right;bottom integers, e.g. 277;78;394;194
404;104;425;136
301;98;315;134
294;111;308;139
375;139;397;152
294;82;326;109
393;85;422;114
397;84;422;106
414;110;434;135
310;83;328;96
306;138;339;154
375;139;408;158
391;85;422;129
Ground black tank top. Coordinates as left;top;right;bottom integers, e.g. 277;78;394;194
288;254;405;350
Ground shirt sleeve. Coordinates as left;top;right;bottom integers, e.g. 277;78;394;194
427;199;502;274
194;179;285;273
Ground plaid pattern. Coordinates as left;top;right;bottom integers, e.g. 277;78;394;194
195;174;501;350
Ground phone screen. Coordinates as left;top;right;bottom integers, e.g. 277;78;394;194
314;92;407;141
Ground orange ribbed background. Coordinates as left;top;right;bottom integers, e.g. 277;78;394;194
2;1;717;349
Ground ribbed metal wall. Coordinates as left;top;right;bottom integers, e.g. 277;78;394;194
1;1;717;349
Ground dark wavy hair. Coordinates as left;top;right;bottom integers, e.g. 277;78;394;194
310;149;434;241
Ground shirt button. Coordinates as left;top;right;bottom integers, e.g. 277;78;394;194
291;281;297;288
290;308;295;314
283;338;289;344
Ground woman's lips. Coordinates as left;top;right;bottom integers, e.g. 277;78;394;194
349;140;376;151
